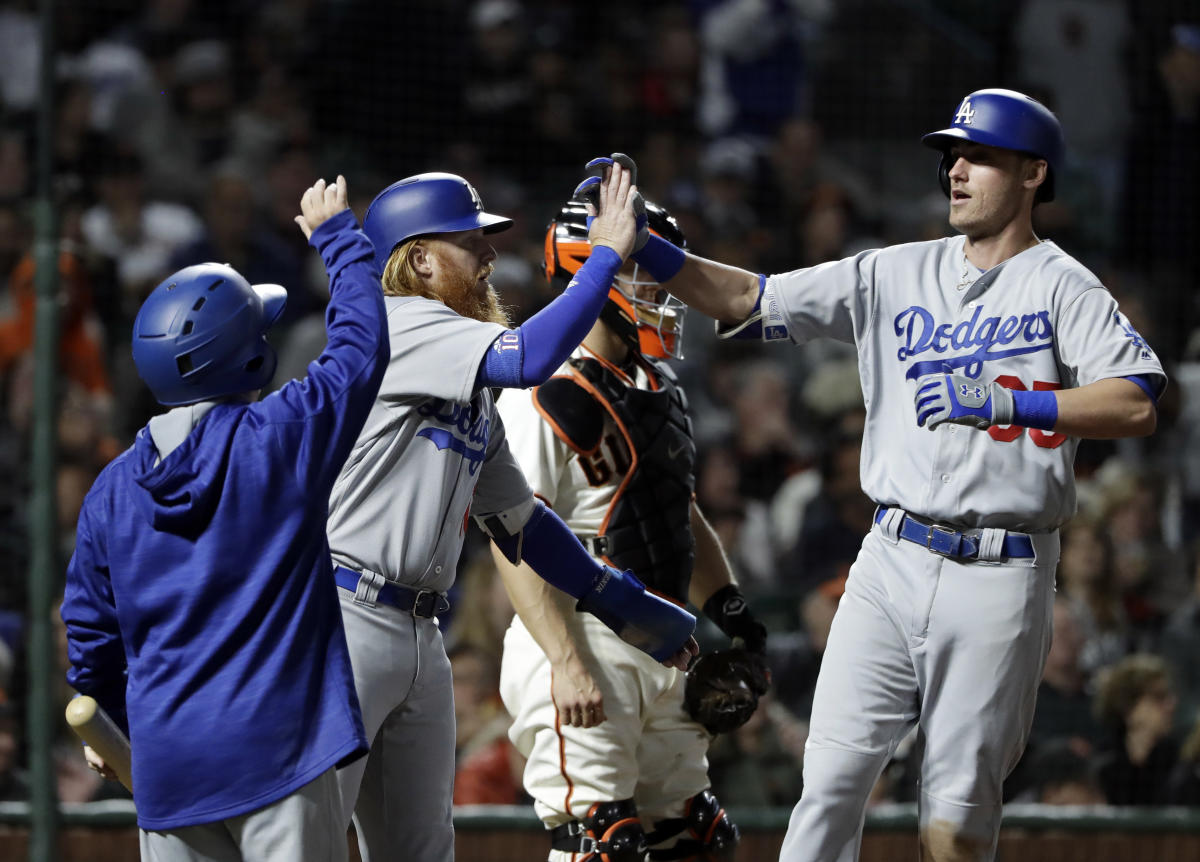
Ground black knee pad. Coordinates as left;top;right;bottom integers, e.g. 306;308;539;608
550;799;647;862
646;790;740;861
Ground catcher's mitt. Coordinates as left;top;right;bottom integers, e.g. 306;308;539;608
683;647;771;735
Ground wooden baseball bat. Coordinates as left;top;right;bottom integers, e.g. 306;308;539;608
64;695;133;792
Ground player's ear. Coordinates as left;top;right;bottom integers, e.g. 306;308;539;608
409;240;434;277
1023;158;1048;194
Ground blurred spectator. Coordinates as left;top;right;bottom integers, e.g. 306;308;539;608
1012;0;1133;244
1120;21;1200;357
1160;539;1200;735
461;0;535;175
449;643;524;806
1027;599;1104;760
1093;653;1180;805
707;694;806;807
0;247;112;413
1095;461;1187;637
1025;739;1106;805
727;359;806;502
1168;713;1200;805
693;0;830;139
0;700;28;802
781;426;872;594
1055;514;1130;676
169;165;309;328
80;144;204;321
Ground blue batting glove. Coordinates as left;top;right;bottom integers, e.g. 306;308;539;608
576;153;649;251
577;565;696;662
914;373;1014;430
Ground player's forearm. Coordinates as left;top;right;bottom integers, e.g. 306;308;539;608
663;256;761;325
1051;378;1156;438
687;502;737;609
491;544;581;666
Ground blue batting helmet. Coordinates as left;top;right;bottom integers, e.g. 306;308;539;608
362;172;513;272
922;88;1065;202
132;263;287;406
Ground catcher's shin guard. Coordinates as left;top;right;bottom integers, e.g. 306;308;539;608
550;799;648;862
645;790;739;861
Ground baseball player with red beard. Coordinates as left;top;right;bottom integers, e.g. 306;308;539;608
581;89;1166;862
326;164;698;862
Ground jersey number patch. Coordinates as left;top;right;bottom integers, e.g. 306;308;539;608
988;376;1066;449
580;433;631;486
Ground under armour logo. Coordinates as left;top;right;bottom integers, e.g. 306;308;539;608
954;99;976;125
960;383;984;399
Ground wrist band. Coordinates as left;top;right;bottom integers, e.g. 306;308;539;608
1011;388;1058;431
632;233;686;284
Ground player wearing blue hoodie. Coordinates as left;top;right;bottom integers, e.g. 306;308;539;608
60;176;387;862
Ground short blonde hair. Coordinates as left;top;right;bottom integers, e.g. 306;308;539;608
381;238;437;300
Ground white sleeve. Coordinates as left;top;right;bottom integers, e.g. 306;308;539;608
762;249;880;346
1055;287;1166;389
381;296;506;402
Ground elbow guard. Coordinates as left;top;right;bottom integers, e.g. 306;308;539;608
475;497;541;564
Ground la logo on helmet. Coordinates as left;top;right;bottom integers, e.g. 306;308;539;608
955;99;976;125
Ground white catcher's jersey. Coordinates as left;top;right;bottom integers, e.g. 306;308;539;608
758;235;1164;531
495;346;648;544
326;296;535;593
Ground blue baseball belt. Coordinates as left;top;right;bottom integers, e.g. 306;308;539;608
333;566;450;618
874;507;1035;560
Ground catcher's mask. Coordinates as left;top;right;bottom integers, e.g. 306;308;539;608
543;199;687;360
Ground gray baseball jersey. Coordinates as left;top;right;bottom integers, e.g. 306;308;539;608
326;295;534;593
327;295;538;862
758;234;1164;530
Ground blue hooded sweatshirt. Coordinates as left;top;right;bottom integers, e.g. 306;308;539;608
61;210;388;830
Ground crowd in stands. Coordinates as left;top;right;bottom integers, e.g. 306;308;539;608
0;0;1198;813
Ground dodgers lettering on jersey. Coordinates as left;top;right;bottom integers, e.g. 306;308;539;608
417;399;489;475
894;305;1054;379
760;235;1164;531
326;296;533;592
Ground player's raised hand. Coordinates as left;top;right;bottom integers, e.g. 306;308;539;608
295;175;350;239
914;373;1015;431
580;159;642;260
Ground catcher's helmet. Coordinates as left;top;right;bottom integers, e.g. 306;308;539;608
132;263;287;406
544;199;688;359
362;172;513;273
922;88;1065;202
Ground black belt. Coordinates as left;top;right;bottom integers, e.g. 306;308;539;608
334;566;450;618
875;507;1035;560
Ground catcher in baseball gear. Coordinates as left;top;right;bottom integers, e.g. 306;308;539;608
685;583;771;734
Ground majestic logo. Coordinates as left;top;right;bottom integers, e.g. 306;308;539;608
1114;311;1154;361
417;398;488;474
954;99;976;125
895;304;1054;380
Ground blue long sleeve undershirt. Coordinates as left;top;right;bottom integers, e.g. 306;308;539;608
476;245;622;389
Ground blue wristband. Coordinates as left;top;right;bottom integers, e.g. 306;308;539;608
631;233;686;284
1011;388;1058;431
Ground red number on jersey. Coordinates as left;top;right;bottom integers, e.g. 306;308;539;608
987;376;1066;449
